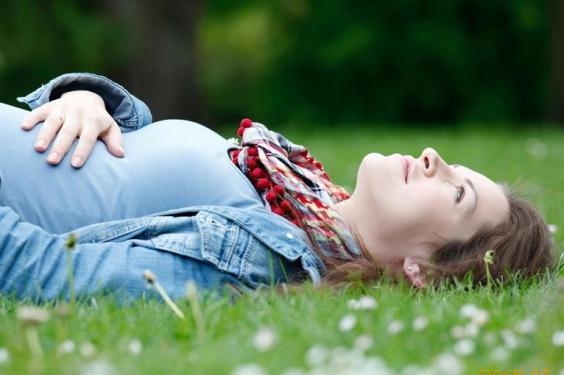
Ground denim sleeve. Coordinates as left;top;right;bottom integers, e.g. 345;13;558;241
17;72;153;131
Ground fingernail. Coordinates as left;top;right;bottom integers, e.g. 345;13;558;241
71;156;83;168
35;140;46;151
47;152;59;164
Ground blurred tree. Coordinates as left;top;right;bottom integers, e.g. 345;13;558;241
549;0;564;124
0;0;125;105
99;0;205;122
198;0;550;125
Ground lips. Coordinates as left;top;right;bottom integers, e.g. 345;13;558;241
403;157;410;184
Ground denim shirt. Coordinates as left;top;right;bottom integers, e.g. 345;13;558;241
18;72;153;131
0;73;326;301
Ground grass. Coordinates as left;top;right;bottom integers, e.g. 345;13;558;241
1;123;564;374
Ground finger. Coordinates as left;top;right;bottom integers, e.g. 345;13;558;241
100;122;125;158
70;126;100;168
21;103;52;130
46;121;80;165
34;113;66;152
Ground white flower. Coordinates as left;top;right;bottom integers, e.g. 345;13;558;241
354;335;374;351
515;318;536;335
548;224;558;234
0;348;9;364
79;360;116;375
339;314;357;332
253;327;277;352
450;323;479;339
232;364;266;375
58;340;76;355
433;352;464;375
305;345;328;366
348;296;377;310
453;339;475;356
500;330;520;349
459;304;478;318
282;368;305;375
79;341;97;358
551;331;564;347
412;316;429;331
464;322;480;337
491;346;509;361
128;339;142;356
387;320;404;335
450;325;466;339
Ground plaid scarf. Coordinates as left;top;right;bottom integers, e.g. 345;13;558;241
230;120;361;261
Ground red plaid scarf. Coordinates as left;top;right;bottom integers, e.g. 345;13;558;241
230;119;360;260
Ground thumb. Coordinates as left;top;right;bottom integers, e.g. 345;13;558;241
101;123;125;158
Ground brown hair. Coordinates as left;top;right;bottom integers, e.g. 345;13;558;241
319;189;558;286
429;190;557;285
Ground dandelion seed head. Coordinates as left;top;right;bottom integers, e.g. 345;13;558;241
0;348;9;364
128;339;142;356
387;320;404;335
253;327;277;352
338;314;357;332
142;270;156;284
412;316;429;331
551;331;564;347
16;306;50;326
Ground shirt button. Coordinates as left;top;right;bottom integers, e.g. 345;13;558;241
286;232;294;240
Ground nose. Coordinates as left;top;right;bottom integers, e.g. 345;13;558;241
419;147;450;177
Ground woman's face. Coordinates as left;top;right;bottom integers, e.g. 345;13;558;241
353;147;509;257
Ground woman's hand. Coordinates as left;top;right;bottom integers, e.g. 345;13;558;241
21;90;125;168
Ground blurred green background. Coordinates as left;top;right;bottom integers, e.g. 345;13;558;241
1;0;563;127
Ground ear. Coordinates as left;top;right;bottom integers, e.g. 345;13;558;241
402;256;428;288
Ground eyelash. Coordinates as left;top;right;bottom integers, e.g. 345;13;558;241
456;185;465;203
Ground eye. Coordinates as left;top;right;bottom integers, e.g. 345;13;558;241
456;185;465;203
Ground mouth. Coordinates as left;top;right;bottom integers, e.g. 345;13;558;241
403;156;410;184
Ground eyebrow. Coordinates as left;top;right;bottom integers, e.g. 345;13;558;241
465;178;478;215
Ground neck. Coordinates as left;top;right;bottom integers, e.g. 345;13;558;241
333;199;386;264
333;198;410;269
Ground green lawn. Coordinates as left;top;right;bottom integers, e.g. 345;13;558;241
1;124;563;375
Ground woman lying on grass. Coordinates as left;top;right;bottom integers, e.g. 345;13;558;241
0;73;556;301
